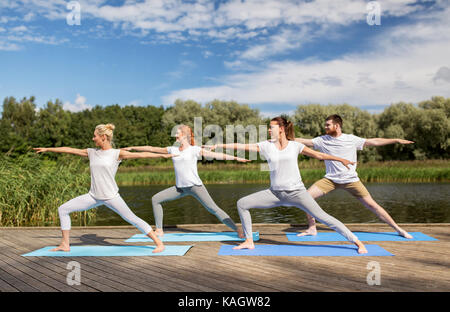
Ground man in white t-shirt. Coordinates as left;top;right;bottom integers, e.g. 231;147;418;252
296;114;415;239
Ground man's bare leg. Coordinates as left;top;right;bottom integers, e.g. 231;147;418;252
297;185;324;236
357;195;413;239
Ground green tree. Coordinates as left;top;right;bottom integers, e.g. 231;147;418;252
0;96;37;155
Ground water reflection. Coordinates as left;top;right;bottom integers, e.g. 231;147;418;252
93;183;450;226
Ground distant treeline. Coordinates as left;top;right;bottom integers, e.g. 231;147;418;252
0;96;449;162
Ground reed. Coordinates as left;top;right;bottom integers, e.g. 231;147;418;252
0;155;95;227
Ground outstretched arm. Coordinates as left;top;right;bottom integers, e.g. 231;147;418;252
364;138;414;147
122;146;169;154
200;149;251;163
119;150;175;160
33;147;88;157
300;146;355;169
294;138;314;148
203;143;260;153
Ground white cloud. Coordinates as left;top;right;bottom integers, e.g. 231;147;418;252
0;41;21;51
10;25;28;32
63;94;92;112
162;5;450;109
1;0;429;44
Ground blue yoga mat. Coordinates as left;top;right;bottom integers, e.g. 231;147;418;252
125;231;259;242
286;231;437;242
218;244;393;256
22;245;193;257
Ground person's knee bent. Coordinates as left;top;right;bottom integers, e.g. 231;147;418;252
151;195;162;208
237;197;252;211
58;202;71;218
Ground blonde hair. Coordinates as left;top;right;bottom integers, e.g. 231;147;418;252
95;123;115;143
179;124;195;145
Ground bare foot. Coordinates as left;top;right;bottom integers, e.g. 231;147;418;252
152;243;165;253
397;229;413;239
155;228;164;237
355;240;368;254
237;227;245;239
51;244;70;252
296;227;317;237
233;239;254;250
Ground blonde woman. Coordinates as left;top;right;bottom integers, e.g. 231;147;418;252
125;124;249;238
34;124;175;253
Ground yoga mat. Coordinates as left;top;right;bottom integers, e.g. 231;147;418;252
218;244;394;256
286;232;437;242
125;231;259;242
22;245;193;257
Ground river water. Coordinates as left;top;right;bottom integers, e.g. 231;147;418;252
91;183;450;226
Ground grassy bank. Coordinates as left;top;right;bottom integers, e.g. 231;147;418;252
116;160;450;185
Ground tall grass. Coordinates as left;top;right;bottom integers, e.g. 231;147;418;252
0;155;95;227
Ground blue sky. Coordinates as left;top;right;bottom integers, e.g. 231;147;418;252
1;0;449;117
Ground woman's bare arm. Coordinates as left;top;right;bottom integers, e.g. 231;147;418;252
203;143;260;153
122;146;169;154
119;150;175;160
33;147;88;157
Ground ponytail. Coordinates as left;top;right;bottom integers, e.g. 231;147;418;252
285;121;295;141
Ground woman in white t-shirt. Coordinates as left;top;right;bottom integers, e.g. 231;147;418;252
125;124;250;238
210;117;368;253
33;124;175;253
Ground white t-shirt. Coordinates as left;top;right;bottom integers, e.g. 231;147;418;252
87;148;121;200
257;140;305;191
167;145;203;188
312;134;366;184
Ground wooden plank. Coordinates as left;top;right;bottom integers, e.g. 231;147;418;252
0;224;448;292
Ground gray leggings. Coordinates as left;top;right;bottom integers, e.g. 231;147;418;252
152;184;237;231
237;187;359;243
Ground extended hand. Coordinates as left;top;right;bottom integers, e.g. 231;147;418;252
202;144;217;151
33;147;48;154
236;157;251;163
342;159;356;170
398;139;414;144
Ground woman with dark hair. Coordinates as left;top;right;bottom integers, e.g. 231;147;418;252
209;117;368;253
124;124;249;238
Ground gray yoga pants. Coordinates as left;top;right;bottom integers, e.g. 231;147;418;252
152;184;237;231
237;186;359;243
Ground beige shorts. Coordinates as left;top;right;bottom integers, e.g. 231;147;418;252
311;178;370;198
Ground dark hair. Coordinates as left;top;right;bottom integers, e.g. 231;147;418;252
325;114;343;128
271;116;295;141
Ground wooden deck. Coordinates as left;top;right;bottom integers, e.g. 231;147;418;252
0;223;449;292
